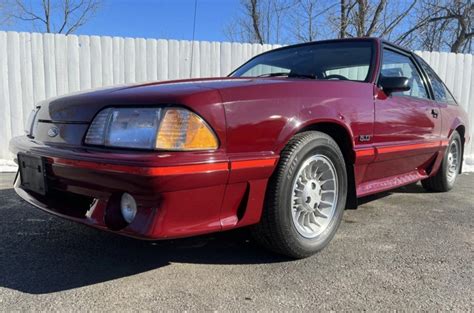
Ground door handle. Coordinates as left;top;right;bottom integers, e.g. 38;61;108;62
431;109;439;118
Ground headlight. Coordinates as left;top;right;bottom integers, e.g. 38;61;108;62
25;107;40;136
84;107;219;150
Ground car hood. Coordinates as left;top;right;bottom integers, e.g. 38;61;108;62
36;77;296;122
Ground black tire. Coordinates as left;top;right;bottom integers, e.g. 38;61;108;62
252;131;347;259
422;131;462;192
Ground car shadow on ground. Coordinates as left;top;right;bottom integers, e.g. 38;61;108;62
0;188;290;294
0;181;440;295
357;182;434;205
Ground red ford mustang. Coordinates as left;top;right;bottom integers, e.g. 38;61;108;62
10;38;469;258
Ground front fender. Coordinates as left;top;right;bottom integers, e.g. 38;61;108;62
274;117;355;154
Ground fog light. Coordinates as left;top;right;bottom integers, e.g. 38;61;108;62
120;193;137;223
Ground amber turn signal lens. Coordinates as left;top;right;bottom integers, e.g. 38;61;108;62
155;108;218;150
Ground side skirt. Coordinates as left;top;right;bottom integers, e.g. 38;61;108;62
356;170;428;198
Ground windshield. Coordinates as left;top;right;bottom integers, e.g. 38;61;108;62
231;41;374;82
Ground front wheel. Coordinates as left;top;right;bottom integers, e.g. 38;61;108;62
253;131;347;259
422;131;462;192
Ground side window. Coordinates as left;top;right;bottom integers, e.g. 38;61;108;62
417;57;457;105
381;49;429;99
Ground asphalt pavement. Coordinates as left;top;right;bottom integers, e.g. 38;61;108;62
0;172;472;311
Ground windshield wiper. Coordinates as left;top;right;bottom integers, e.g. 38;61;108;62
257;72;316;79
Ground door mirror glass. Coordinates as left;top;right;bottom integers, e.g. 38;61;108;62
379;76;410;95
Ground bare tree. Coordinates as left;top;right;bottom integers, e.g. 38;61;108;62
339;0;354;38
9;0;101;34
292;0;319;42
290;0;338;42
225;0;471;52
247;0;265;44
226;0;421;44
224;0;293;44
334;0;418;39
397;0;473;53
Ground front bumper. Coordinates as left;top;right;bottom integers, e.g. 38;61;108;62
10;136;277;239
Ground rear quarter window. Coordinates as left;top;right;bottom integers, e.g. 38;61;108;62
416;56;457;105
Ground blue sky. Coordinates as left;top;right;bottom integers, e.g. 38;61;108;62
2;0;241;42
1;0;439;48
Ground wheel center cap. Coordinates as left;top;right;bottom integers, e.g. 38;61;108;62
302;180;321;211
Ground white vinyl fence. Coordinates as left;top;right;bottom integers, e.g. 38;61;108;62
0;31;473;166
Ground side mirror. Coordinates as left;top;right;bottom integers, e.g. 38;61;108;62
379;76;410;95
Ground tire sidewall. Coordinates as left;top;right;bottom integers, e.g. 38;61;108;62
276;135;347;254
443;132;462;190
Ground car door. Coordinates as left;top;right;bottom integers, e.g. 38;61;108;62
365;47;442;182
416;55;459;142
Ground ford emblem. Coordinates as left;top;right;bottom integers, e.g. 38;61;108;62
48;126;59;138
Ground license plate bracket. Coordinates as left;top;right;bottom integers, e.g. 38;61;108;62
18;153;47;195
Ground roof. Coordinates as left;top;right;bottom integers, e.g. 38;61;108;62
262;37;411;56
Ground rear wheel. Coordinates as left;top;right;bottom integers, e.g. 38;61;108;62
422;131;462;192
253;131;347;259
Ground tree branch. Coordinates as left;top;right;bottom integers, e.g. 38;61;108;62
366;0;386;36
381;0;418;37
10;0;100;34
